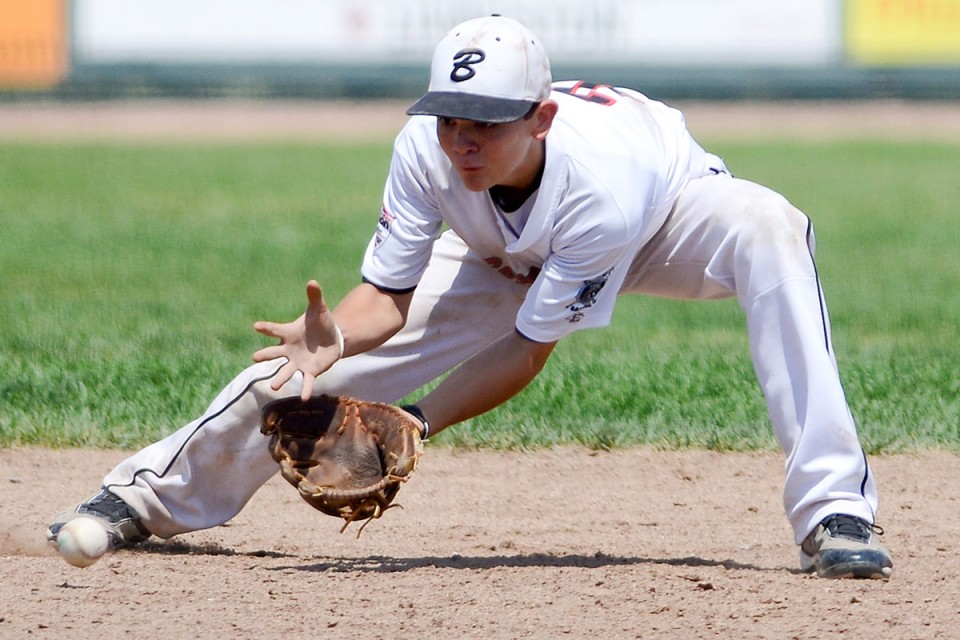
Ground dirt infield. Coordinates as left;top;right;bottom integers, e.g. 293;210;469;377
2;100;960;638
2;98;960;143
2;446;959;639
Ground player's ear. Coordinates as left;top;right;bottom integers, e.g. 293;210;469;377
532;100;558;140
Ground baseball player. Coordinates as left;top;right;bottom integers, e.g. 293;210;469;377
48;15;892;579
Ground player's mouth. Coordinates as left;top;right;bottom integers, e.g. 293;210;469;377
455;168;492;192
454;163;487;181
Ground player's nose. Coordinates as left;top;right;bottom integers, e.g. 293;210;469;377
451;125;480;153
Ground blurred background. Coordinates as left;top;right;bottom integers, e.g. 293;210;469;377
3;0;960;101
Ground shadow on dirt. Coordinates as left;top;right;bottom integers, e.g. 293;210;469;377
269;551;790;574
139;540;295;559
131;541;796;575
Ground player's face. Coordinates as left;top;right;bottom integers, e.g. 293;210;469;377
436;102;556;192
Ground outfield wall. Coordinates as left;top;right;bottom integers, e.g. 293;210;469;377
3;0;960;99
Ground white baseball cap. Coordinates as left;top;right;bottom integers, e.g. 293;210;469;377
407;15;552;123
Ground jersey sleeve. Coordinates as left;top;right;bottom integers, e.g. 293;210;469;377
360;120;445;291
513;88;691;343
515;192;637;343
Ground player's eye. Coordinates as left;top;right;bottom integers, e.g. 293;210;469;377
437;117;497;131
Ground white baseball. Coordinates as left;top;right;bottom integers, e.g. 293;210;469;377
56;516;111;568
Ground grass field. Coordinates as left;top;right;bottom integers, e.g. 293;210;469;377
1;139;958;452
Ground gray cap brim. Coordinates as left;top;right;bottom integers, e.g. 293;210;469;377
407;91;536;123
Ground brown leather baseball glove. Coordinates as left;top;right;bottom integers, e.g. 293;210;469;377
260;394;424;535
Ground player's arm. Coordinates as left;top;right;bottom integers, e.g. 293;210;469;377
332;280;414;355
253;279;413;400
413;330;557;436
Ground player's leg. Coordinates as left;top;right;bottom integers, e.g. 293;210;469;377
49;231;526;541
46;357;291;542
623;172;890;577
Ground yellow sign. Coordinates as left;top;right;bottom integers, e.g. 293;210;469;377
0;0;68;88
847;0;960;64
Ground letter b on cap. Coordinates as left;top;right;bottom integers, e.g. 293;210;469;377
450;48;486;82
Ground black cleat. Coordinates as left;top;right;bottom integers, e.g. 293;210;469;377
800;514;893;579
47;489;151;549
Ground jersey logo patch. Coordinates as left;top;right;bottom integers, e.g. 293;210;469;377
450;48;485;82
565;268;613;321
373;207;394;250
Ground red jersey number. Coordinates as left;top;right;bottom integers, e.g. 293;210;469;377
553;82;623;107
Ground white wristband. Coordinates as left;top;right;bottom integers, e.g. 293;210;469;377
332;324;345;359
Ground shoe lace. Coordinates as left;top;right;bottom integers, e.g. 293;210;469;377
825;514;884;542
80;491;131;523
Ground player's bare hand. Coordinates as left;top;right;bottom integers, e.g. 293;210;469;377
253;280;344;401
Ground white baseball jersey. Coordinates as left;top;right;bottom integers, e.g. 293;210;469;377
362;81;716;343
95;81;879;550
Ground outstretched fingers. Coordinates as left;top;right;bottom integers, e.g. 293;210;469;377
251;280;342;399
304;279;326;314
252;321;284;359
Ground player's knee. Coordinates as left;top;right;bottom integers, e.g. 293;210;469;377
735;192;812;256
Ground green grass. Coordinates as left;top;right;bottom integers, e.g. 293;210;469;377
1;139;958;452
